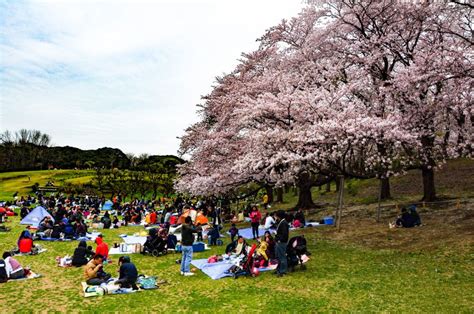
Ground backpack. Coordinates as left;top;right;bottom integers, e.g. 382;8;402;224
0;259;7;283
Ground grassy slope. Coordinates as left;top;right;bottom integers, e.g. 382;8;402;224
0;160;472;312
0;170;95;200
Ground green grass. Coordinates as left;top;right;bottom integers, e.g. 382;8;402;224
0;170;94;200
0;215;472;313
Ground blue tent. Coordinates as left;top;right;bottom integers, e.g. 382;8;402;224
102;200;113;211
20;206;54;226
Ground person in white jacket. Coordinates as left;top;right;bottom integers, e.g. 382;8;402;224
264;213;276;230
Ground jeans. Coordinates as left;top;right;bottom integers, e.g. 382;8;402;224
181;245;193;273
275;242;288;274
251;222;259;239
10;269;25;280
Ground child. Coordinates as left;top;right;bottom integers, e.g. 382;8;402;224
229;223;239;242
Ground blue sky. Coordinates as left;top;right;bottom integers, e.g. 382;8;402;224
0;0;303;155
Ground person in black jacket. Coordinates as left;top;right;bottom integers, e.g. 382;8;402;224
72;241;95;267
115;256;138;290
274;210;289;277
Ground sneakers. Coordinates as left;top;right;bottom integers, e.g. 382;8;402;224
180;271;184;275
183;272;195;276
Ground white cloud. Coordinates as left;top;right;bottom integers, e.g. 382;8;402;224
0;0;304;155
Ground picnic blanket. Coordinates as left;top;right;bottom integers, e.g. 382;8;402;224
7;271;41;282
229;227;276;240
13;248;47;256
191;258;278;280
81;276;161;297
119;235;147;245
37;232;102;242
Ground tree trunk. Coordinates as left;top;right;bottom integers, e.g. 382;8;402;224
335;175;344;231
265;186;274;204
284;185;290;194
421;166;436;202
325;182;331;192
275;187;284;203
296;173;315;209
293;186;298;196
335;179;340;192
380;177;391;200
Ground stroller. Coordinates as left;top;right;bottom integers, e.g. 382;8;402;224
229;244;259;279
287;235;310;271
142;228;168;257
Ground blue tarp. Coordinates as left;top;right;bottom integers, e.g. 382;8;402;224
102;200;113;211
20;206;54;226
228;227;276;240
191;258;276;280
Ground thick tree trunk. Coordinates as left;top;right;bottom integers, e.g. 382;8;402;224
325;182;331;192
296;173;315;209
275;187;284;203
335;179;340;192
265;186;274;204
380;177;391;200
421;166;436;202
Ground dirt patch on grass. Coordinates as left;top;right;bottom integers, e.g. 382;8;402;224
316;202;474;253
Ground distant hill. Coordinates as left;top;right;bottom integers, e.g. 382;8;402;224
0;143;183;172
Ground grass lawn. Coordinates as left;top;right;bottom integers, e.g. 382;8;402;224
0;170;95;201
0;211;472;313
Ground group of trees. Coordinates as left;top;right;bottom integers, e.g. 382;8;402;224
176;1;473;208
92;155;182;199
0;129;131;171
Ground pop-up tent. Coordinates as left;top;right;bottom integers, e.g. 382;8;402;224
102;200;113;211
20;206;54;226
177;209;208;225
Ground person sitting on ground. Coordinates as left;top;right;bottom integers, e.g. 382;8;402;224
225;236;248;256
115;256;138;290
264;213;276;230
149;210;157;225
17;230;34;254
72;240;95;267
294;209;306;227
38;216;53;237
75;220;88;237
229;223;239;242
112;215;120;228
84;254;111;285
409;206;422;226
50;223;62;239
101;212;112;229
256;236;269;262
237;210;244;222
2;252;25;280
395;207;416;228
63;220;76;239
94;235;109;260
264;231;276;260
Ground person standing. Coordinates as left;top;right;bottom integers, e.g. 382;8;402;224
274;210;289;277
249;206;262;240
180;216;199;276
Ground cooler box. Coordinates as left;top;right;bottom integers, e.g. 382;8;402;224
323;216;334;225
192;242;205;252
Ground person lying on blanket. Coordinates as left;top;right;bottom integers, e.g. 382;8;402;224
72;241;95;267
2;252;25;280
115;256;139;290
84;254;111;285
